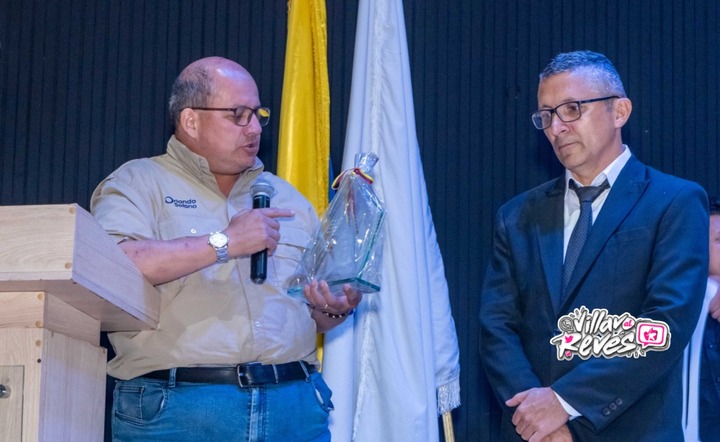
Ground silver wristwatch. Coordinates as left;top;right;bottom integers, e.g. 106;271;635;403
208;231;229;263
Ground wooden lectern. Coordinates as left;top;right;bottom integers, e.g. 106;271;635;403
0;204;159;442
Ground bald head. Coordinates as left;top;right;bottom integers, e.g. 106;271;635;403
168;57;253;127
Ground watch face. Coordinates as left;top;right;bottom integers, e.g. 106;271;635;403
209;232;228;248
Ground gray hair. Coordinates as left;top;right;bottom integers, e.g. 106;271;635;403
540;50;627;98
168;65;214;127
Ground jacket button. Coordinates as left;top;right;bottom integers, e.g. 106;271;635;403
609;403;617;411
615;398;623;406
602;407;611;416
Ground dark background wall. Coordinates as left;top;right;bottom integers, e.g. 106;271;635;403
2;1;719;440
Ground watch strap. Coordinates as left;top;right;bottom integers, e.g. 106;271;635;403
214;245;229;263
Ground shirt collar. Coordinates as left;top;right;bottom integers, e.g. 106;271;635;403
564;145;632;191
166;135;264;187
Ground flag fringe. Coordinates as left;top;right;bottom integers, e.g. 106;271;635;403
437;378;461;415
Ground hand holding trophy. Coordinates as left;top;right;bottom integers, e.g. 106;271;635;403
286;152;386;300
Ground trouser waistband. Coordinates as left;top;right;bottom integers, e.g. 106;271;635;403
141;361;316;387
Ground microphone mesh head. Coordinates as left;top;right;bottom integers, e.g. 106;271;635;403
251;179;274;198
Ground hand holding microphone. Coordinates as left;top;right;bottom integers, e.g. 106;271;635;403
250;179;273;283
220;179;294;282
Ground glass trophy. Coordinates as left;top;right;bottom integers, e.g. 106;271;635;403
286;153;386;300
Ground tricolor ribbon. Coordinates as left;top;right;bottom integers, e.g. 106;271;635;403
331;167;374;190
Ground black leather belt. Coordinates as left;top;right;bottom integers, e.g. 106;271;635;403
142;361;316;387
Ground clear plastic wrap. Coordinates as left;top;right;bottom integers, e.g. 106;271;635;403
286;153;386;300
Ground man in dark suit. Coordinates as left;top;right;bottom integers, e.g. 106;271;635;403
480;50;708;441
695;196;720;441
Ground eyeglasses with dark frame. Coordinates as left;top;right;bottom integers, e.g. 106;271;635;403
191;106;271;127
530;96;619;130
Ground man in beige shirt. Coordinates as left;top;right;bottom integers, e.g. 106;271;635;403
92;56;360;441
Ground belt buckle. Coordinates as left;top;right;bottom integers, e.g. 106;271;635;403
236;363;257;388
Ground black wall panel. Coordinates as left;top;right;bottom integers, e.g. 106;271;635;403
2;1;719;440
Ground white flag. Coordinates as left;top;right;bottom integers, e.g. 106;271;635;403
322;0;461;440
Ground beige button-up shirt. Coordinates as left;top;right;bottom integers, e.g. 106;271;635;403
91;136;319;380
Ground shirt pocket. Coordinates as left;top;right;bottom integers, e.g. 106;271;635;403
157;213;223;240
156;213;233;286
268;224;312;289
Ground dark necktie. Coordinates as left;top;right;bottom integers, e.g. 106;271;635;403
562;179;610;296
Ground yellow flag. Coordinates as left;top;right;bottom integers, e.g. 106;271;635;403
278;0;331;361
278;0;330;215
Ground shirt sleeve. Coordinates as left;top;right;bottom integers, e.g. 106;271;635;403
90;165;158;242
555;391;581;419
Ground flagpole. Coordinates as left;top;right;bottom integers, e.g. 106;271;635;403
442;411;455;442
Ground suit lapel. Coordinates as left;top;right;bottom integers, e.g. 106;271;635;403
536;178;565;312
561;157;649;309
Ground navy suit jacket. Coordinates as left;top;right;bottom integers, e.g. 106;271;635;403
480;156;708;441
700;314;720;441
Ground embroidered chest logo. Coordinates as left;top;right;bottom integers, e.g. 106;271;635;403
165;196;198;209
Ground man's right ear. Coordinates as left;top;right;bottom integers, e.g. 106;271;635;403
178;108;199;138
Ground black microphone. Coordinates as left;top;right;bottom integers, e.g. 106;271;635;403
250;179;274;284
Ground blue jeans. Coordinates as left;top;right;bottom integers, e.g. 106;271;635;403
111;370;333;441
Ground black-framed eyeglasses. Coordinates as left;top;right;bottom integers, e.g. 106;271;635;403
191;106;271;127
530;96;619;130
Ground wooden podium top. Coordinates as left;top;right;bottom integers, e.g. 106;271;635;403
0;204;159;331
